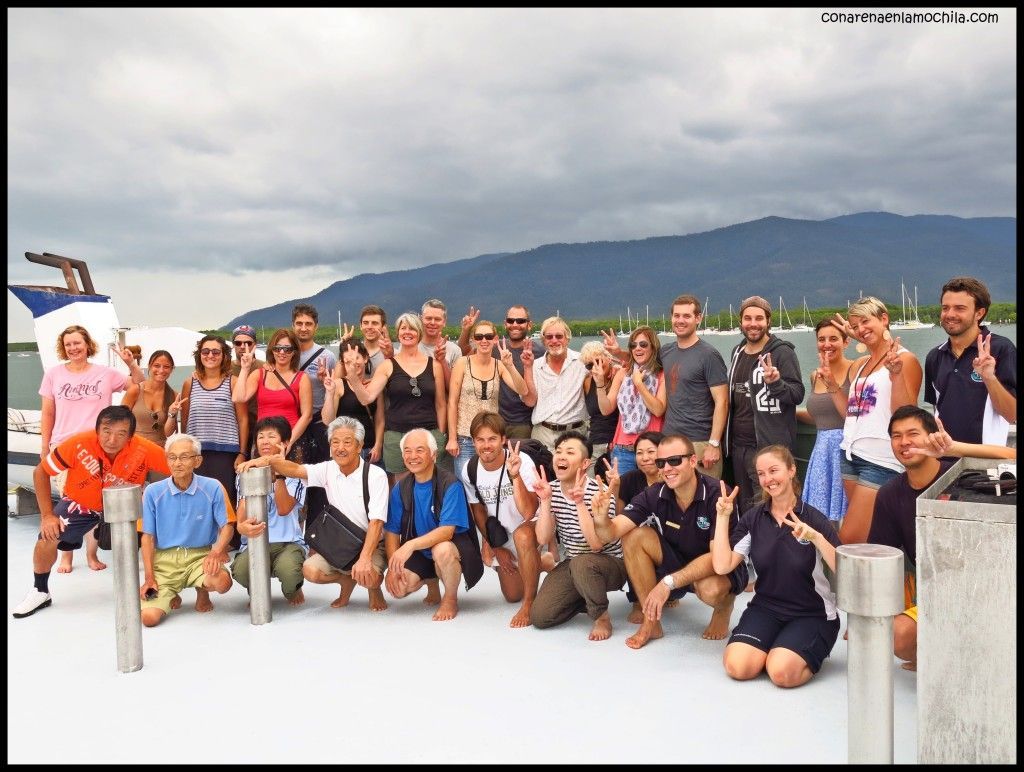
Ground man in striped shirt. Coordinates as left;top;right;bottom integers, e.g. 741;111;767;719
530;431;626;640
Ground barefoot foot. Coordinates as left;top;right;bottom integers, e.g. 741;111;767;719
423;579;441;606
368;588;388;611
195;588;213;612
88;558;108;571
625;623;664;649
702;605;733;640
901;661;917;672
510;603;532;628
286;589;305;606
331;577;356;608
432;598;458;621
589;612;613;641
626;602;643;625
170;594;182;610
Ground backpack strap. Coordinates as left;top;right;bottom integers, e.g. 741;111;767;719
299;347;326;372
270;368;302;415
362;457;371;515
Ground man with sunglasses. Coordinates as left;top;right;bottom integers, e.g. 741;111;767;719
230;324;264;450
13;406;171;619
495;305;545;440
521;316;588;451
725;296;804;513
591;434;747;649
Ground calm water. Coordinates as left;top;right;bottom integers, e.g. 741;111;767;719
8;324;1016;411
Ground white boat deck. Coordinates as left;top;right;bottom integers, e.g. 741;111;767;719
7;514;918;764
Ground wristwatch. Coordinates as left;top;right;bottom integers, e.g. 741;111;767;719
662;574;676;589
707;439;721;448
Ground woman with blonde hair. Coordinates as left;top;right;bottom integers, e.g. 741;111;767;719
832;297;922;543
593;325;667;475
579;341;619;477
446;319;528;478
342;312;448;477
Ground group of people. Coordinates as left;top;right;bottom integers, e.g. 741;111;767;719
13;276;1016;688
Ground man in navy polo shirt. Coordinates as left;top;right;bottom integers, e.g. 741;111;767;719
591;434;747;649
925;276;1016;446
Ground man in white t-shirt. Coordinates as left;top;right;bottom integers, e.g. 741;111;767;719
461;412;553;628
238;415;390;612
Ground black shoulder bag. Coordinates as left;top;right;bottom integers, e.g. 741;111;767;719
305;460;371;571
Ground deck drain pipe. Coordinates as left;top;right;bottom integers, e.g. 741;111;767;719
240;466;273;625
102;484;144;673
836;543;905;764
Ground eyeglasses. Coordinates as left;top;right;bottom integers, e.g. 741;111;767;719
543;333;565;341
233;340;255;348
629;340;651;350
166;453;198;463
505;317;529;325
272;346;295;353
200;348;222;357
474;333;496;341
409;376;422;397
654;454;693;469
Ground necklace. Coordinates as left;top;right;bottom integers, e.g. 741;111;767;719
851;353;884;418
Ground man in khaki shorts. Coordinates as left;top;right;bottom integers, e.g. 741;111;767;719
240;416;391;611
140;433;236;627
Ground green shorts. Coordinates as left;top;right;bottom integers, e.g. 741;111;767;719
382;429;451;474
142;546;212;614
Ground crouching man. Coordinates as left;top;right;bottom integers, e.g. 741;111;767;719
139;434;235;627
385;429;484;621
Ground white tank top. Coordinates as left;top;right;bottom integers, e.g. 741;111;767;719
840;349;908;473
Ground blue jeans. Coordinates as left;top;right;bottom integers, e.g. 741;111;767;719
453;434;477;480
610;444;637;475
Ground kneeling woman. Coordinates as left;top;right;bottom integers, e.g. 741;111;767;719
711;445;840;688
231;416;308;605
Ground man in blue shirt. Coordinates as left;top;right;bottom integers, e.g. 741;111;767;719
140;434;235;627
385;429;483;621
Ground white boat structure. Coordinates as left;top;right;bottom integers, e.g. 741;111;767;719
704;303;739;336
890;280;935;331
790;297;815;332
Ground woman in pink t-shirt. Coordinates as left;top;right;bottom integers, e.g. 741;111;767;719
39;325;145;571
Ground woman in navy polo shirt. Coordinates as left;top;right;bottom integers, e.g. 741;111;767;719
711;445;840;688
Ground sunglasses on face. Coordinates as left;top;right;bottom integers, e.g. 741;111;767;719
272;346;294;353
233;340;255;348
654;454;693;469
505;317;529;325
584;361;594;370
544;333;565;341
629;340;651;350
474;333;496;341
200;348;222;356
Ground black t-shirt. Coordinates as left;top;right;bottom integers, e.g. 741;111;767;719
333;383;378;448
494;340;545;425
584;380;618;445
729;350;758;447
868;461;953;566
619;469;652;509
623;473;733;564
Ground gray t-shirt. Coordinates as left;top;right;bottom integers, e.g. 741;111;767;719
493;339;545;425
298;345;337;413
419;340;462;370
661;339;728;440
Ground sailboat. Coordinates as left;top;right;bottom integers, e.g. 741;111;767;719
789;297;814;332
706;304;739;336
328;309;343;347
890;281;935;330
769;297;796;333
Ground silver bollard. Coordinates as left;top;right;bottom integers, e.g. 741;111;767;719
101;484;144;674
239;466;273;625
836;544;905;764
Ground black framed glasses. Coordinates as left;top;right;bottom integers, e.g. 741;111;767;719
655;454;693;469
409;376;422;397
505;317;529;325
474;333;496;341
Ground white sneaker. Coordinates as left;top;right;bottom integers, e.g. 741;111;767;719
12;588;52;618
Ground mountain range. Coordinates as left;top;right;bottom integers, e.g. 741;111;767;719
223;212;1016;329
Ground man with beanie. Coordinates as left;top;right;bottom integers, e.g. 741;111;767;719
725;296;804;512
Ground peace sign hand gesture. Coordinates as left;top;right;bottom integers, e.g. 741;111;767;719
759;352;780;383
520;342;535;369
832;312;858;342
322;368;336;393
497;337;514;369
716;480;740;519
341;344;364;380
590;475;613;519
567;468;588;505
600;328;622;356
460;306;480;332
883;335;904;375
531;466;552;501
315;355;329;384
434;336;448;364
379;326;394;359
972;333;996;381
782;511;818;543
812;351;836;391
907;415;955;457
505;440;522;478
601;455;621;495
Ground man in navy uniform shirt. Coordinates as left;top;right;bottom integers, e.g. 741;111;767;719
925;276;1016;446
591;434;747;649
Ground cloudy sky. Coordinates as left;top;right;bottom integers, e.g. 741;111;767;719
7;8;1016;341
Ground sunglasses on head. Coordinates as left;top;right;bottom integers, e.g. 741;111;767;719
474;333;496;341
629;340;651;350
272;345;294;353
654;454;693;469
505;317;529;325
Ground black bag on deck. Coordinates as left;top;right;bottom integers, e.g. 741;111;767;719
305;460;371;571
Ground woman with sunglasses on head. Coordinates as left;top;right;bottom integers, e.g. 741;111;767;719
446;319;528;478
322;339;385;465
121;349;178;449
40;324;145;573
579;342;620;478
593;325;667;475
832;297;922;543
170;335;248;508
341;312;448;479
233;328;313;462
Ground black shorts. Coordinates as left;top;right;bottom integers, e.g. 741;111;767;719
403;550;438;582
656;529;749;598
41;498;101;551
728;604;841;674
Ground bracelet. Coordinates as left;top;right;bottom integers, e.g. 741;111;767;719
275;475;286;481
